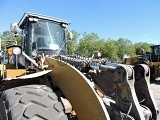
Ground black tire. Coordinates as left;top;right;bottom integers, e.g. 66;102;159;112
1;85;68;120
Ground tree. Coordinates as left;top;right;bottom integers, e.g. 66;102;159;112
0;30;22;49
77;32;100;56
134;42;152;55
103;40;118;61
115;38;133;60
1;31;13;40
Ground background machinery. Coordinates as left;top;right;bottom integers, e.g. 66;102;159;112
122;45;160;80
0;12;159;120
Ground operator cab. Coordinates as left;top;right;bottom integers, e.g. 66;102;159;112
152;45;160;55
18;12;71;56
151;45;160;62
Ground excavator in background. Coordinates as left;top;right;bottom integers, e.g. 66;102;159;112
0;12;158;120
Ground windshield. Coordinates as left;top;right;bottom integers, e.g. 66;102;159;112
153;46;160;55
31;20;66;52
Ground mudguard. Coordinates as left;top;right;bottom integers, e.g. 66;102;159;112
2;70;52;90
45;57;110;120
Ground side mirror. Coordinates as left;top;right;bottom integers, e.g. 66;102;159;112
68;32;73;40
93;51;101;58
10;22;19;36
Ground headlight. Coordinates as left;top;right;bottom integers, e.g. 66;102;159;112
13;47;21;55
7;46;22;56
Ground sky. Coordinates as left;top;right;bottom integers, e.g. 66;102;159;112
0;0;160;44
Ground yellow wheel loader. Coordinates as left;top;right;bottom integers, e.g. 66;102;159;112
0;12;158;120
0;12;110;120
122;45;160;81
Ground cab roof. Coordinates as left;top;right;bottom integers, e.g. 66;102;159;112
18;12;71;29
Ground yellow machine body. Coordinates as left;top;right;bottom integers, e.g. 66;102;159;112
123;56;160;79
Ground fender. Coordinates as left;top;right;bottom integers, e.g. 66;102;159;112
45;57;110;120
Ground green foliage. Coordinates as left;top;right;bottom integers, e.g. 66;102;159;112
115;38;134;60
77;32;100;56
1;31;13;39
77;33;118;60
0;30;22;49
134;42;151;55
103;40;118;61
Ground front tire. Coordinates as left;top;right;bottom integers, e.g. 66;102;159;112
1;85;68;120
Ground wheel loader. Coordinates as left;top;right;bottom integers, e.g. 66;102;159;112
0;12;158;120
122;45;160;81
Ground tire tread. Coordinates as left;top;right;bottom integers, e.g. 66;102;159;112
2;85;67;120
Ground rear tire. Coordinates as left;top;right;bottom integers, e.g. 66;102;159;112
1;85;68;120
